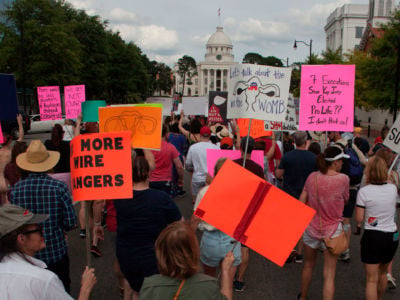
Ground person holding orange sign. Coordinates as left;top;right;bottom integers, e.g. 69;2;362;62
191;158;241;294
298;146;349;300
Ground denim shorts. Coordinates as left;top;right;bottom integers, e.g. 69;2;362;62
303;223;343;251
191;181;206;196
200;230;242;267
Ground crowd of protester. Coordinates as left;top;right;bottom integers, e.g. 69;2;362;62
0;111;399;300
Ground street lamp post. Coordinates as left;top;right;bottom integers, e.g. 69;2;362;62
293;39;313;64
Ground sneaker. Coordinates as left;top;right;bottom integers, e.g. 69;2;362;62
387;273;397;289
286;250;297;264
339;249;350;262
90;245;102;258
295;254;304;264
79;229;86;239
233;280;245;292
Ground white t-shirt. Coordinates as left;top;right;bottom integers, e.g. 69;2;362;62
356;183;398;232
0;253;73;300
185;141;219;182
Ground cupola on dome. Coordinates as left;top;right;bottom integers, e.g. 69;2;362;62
206;26;232;47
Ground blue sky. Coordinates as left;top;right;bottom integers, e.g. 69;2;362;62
68;0;393;66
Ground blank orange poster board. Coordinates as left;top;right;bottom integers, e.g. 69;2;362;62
98;105;162;150
70;131;133;201
194;159;315;267
237;118;272;138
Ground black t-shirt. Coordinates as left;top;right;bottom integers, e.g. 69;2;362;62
233;158;265;179
114;188;182;250
278;149;317;199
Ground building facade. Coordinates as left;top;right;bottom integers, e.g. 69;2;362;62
325;1;396;55
174;26;238;96
324;4;369;54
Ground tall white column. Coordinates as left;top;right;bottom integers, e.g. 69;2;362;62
214;69;217;92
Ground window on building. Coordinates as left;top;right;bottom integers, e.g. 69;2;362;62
341;29;343;40
378;0;384;16
356;27;363;38
204;88;207;94
195;79;198;85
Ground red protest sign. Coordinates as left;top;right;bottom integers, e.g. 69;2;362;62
70;131;132;201
237;118;272;138
194;159;315;267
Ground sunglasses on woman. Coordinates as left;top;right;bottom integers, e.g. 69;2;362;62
21;226;43;236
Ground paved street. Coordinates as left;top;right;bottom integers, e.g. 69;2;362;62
65;175;400;300
22;131;400;299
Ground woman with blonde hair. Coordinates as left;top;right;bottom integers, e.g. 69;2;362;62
140;221;234;300
298;146;350;300
356;156;398;299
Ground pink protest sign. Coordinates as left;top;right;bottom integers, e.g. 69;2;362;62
207;149;264;177
37;86;62;121
65;85;85;119
0;123;4;144
299;65;355;131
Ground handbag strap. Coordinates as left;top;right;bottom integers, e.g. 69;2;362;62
314;173;323;235
173;279;186;300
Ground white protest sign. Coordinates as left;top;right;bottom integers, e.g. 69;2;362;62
146;97;173;116
182;97;208;116
228;64;291;121
384;117;400;153
264;95;298;131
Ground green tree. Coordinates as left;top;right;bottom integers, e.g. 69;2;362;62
345;10;400;111
177;55;196;95
321;48;343;64
0;0;82;89
242;52;264;64
242;53;285;66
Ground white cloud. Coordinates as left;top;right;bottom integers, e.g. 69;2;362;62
289;0;352;27
223;17;236;28
228;18;290;43
111;24;179;51
191;34;211;46
109;8;139;23
151;54;183;66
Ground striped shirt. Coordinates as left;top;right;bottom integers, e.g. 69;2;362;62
11;173;77;264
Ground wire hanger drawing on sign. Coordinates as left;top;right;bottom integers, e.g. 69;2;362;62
104;110;158;137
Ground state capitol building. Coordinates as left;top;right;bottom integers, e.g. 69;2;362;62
174;26;238;97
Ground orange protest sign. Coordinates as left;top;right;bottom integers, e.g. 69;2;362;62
70;131;133;201
99;105;162;150
194;159;315;267
237;118;272;138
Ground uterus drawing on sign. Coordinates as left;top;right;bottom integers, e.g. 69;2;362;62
233;76;280;112
104;110;157;137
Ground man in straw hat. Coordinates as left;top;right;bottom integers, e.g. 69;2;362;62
0;204;96;299
10;140;77;292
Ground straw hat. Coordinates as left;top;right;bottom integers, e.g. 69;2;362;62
16;140;60;172
216;127;233;139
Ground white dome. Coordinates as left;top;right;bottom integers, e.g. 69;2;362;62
207;27;232;47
